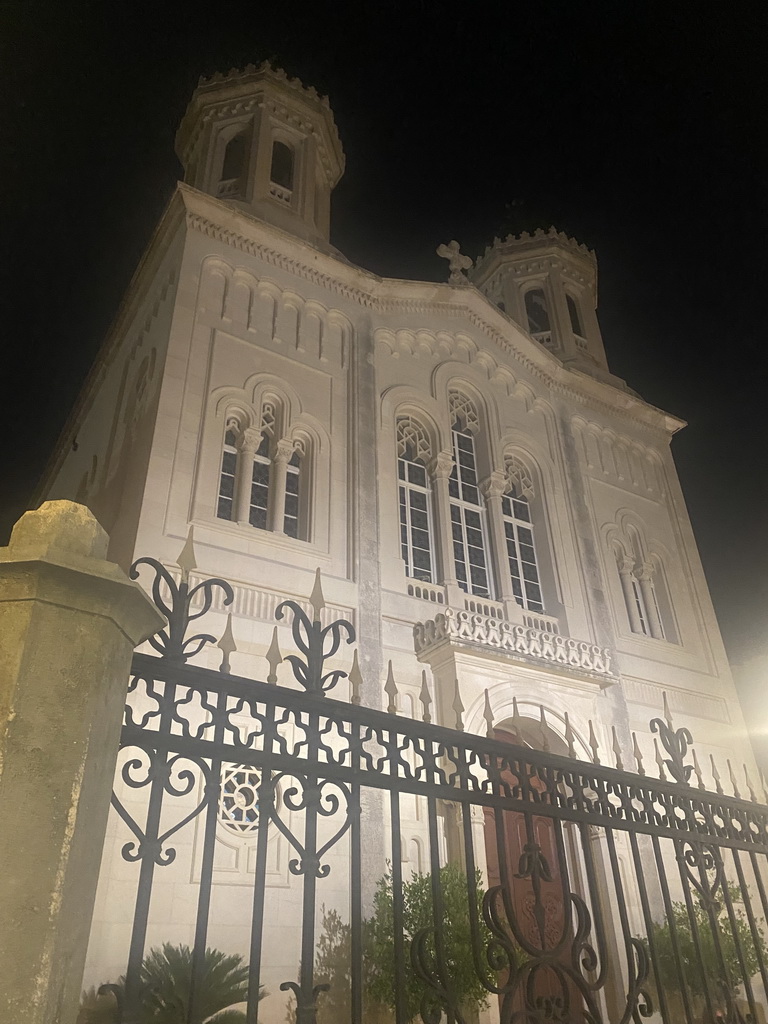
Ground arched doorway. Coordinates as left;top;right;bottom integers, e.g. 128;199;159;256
483;715;586;1023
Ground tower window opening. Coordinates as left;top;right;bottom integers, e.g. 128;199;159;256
524;289;552;340
270;140;294;191
567;294;587;349
222;132;247;181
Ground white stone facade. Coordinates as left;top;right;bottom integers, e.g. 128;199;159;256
41;64;755;1020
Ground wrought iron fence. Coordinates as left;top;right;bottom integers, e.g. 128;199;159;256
96;550;768;1024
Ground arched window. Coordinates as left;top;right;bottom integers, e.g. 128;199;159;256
614;540;676;642
448;394;491;597
397;417;434;582
524;289;551;337
217;426;238;520
249;430;271;529
283;448;302;538
215;400;308;541
502;462;543;613
270;140;294;191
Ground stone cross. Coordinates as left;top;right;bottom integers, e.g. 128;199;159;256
436;239;473;285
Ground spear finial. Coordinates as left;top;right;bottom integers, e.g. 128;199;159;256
217;612;236;674
453;677;465;731
692;749;705;790
177;526;197;583
759;767;768;804
588;720;600;765
265;626;282;684
348;650;363;705
564;712;576;759
654;738;667;781
710;754;723;795
727;759;741;800
611;726;624;770
309;568;325;622
512;696;524;744
632;733;645;776
419;670;432;723
744;765;757;803
483;689;494;737
539;706;550;752
384;660;398;714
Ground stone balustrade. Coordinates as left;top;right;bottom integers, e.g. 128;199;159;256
413;607;613;678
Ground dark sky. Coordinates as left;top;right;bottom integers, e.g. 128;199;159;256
1;1;766;662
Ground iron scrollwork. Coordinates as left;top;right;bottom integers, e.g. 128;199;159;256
275;579;355;695
130;555;234;664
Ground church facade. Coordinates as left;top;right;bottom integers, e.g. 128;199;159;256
40;65;754;1017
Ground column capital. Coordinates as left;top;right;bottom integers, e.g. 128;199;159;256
480;470;507;499
239;426;263;454
428;451;454;481
617;554;635;577
634;560;656;582
274;437;296;464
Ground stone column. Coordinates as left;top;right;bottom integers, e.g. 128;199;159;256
268;438;294;533
428;451;459;590
234;427;261;524
0;501;164;1024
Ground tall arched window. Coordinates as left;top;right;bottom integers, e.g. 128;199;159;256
217;426;238;520
283;448;302;538
448;393;491;597
249;430;271;529
502;459;543;613
524;289;551;339
397;417;434;582
270;140;294;191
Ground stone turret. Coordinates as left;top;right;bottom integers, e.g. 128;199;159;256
175;63;345;247
472;227;609;374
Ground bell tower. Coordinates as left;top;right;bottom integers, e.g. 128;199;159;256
472;228;610;375
175;63;345;248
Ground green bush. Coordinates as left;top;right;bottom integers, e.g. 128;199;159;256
79;943;264;1024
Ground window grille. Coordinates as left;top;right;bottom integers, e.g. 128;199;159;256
397;427;434;583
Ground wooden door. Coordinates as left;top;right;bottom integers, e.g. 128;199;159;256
483;729;582;1022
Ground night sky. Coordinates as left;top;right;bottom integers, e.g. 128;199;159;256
1;2;766;663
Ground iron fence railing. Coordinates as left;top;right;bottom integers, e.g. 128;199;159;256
96;551;768;1024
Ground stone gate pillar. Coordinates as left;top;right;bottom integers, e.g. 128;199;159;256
0;501;164;1024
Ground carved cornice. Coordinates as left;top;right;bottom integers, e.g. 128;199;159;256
179;189;684;441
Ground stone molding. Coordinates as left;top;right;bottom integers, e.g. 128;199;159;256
413;607;613;679
182;197;680;442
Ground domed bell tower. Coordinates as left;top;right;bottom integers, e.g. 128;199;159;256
175;63;345;248
472;228;610;376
